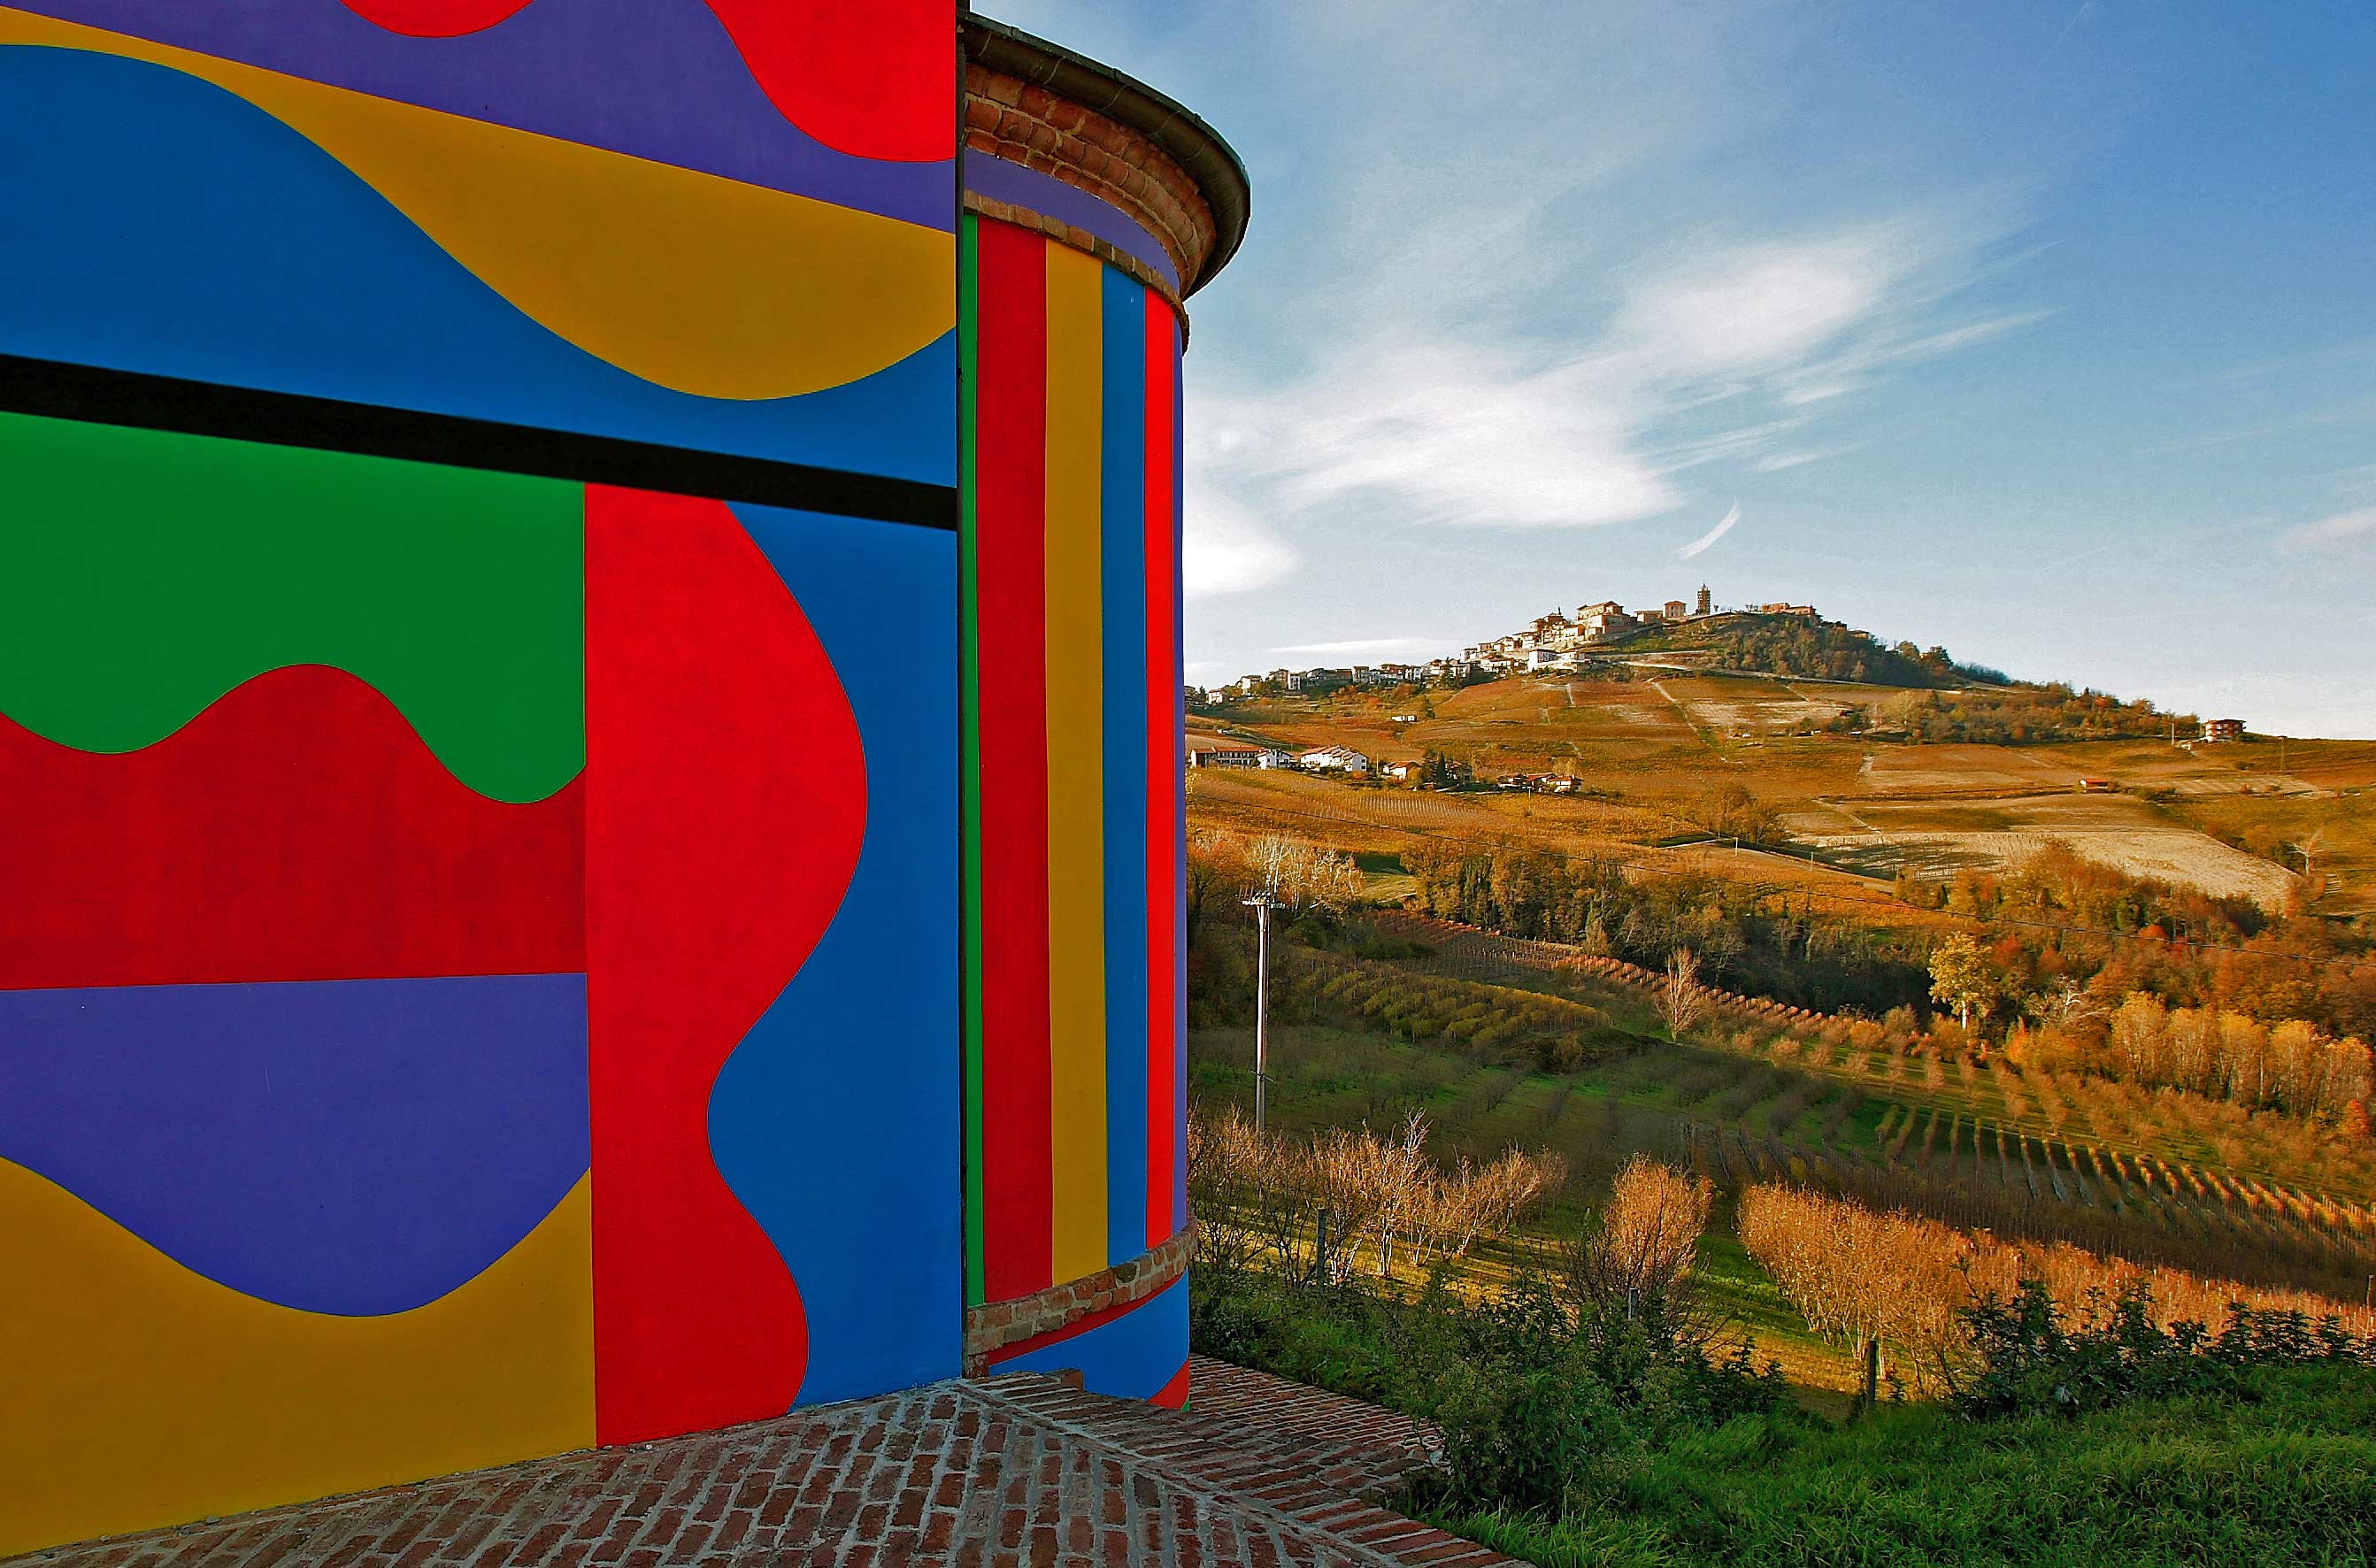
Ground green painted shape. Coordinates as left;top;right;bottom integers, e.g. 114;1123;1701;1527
0;411;582;802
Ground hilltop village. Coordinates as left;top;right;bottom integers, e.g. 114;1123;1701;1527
1188;586;2255;783
1200;584;1823;703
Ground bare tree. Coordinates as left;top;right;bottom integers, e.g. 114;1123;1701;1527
1565;1155;1714;1320
1657;947;1711;1040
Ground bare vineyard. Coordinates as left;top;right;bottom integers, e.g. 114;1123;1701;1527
1204;909;2376;1305
1738;1183;2376;1395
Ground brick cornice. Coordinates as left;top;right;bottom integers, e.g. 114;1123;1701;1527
962;58;1219;301
963;1221;1197;1376
960;15;1247;296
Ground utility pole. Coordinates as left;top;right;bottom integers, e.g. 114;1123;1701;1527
1242;891;1283;1131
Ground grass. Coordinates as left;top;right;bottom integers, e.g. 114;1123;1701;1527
1421;1364;2376;1567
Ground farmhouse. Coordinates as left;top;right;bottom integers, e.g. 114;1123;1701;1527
1186;742;1264;768
1300;745;1371;773
2201;718;2246;742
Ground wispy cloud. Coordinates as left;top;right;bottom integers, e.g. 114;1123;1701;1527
1270;635;1445;656
1678;502;1742;558
1191;209;2040;535
2281;507;2376;551
1754;445;1863;472
1181;473;1298;598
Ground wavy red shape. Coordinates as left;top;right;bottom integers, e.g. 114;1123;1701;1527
585;486;865;1445
333;0;531;35
334;0;948;163
0;664;582;990
699;0;947;164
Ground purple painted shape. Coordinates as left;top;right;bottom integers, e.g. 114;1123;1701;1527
19;0;954;230
965;150;1179;291
0;973;589;1316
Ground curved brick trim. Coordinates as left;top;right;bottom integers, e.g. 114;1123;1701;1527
963;190;1187;325
963;1221;1196;1375
962;57;1221;296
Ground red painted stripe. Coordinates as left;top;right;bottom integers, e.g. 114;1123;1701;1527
974;220;1055;1302
0;664;581;989
586;486;865;1444
1151;1359;1193;1410
1142;294;1179;1250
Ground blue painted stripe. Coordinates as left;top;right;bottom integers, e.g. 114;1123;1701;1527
0;972;588;1316
727;503;965;1403
991;1274;1189;1401
1099;265;1150;1267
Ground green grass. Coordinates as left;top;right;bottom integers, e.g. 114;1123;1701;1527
1423;1364;2376;1567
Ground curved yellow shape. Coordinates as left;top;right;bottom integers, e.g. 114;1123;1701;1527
0;10;953;399
0;1160;595;1558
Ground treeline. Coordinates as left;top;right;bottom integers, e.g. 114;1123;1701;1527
1664;619;1998;688
1400;841;1933;1015
1918;842;2376;1042
2009;995;2371;1122
1838;684;2182;744
1739;1183;2376;1394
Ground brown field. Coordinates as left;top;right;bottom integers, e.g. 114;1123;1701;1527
1195;673;2353;910
1797;793;2303;904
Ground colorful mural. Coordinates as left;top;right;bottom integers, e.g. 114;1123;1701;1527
0;2;955;483
0;412;961;1554
0;3;1230;1550
965;210;1190;1396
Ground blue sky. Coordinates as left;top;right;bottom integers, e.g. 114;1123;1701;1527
988;1;2376;736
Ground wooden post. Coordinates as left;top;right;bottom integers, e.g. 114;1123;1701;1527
1861;1337;1881;1411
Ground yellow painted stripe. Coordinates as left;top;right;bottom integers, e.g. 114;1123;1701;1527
1042;242;1108;1283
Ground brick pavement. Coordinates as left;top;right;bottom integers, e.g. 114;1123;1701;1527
9;1359;1513;1568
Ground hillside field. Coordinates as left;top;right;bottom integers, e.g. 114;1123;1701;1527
1197;671;2373;911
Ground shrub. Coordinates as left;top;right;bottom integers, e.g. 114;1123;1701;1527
1953;1278;2376;1418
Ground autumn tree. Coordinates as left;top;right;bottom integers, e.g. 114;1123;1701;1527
1928;933;2000;1030
1657;947;1711;1040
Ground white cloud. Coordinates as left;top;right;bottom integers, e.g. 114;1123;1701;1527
1270;635;1445;656
1678;502;1741;558
1754;445;1860;472
1181;473;1298;598
2280;507;2376;550
1616;231;1915;373
1187;213;2034;536
1207;346;1679;529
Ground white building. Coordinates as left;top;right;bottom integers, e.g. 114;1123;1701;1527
1299;745;1372;774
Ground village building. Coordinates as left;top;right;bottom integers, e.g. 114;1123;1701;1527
1299;744;1371;773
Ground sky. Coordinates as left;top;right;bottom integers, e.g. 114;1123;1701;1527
986;0;2376;737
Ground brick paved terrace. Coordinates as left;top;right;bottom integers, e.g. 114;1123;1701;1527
11;1360;1514;1568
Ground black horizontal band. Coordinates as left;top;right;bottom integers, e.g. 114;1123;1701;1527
0;354;958;531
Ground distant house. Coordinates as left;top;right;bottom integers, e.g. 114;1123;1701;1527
2201;718;2246;742
2078;778;2116;793
1664;599;1689;620
1758;603;1819;619
1379;758;1419;782
1526;647;1574;672
1392;712;1420;724
1187;743;1263;769
1255;749;1296;769
1299;745;1371;774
